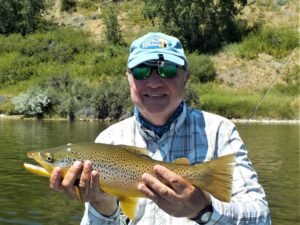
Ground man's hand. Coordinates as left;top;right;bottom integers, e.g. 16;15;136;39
50;160;117;216
137;164;210;219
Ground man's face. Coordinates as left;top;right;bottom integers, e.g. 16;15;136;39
128;66;189;126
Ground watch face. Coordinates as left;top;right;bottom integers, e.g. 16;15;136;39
201;211;212;223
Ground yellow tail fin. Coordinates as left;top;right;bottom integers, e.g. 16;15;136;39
189;154;235;202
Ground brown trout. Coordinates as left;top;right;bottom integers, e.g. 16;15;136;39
24;143;235;219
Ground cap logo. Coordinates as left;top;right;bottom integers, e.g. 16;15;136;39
140;37;169;49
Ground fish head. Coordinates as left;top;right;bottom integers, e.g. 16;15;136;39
25;143;79;177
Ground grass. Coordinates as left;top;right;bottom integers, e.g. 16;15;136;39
197;83;298;119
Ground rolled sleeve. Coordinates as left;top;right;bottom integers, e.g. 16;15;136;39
81;202;124;225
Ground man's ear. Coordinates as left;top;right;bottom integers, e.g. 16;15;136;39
127;71;133;85
184;71;190;84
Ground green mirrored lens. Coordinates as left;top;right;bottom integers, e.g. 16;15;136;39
158;65;177;78
132;67;151;80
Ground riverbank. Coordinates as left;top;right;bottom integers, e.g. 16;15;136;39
1;114;299;125
231;118;300;125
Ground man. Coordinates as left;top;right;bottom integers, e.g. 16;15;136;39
50;32;271;224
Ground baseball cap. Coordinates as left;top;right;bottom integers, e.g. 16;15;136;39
127;32;188;69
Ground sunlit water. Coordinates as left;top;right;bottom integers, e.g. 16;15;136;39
0;119;299;225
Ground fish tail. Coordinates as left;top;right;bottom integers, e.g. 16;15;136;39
190;153;235;202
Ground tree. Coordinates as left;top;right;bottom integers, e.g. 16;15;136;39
102;5;124;45
0;0;46;35
143;0;248;52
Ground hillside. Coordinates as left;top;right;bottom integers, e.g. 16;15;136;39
44;0;299;91
0;0;298;120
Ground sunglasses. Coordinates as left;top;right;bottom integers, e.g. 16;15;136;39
131;64;184;80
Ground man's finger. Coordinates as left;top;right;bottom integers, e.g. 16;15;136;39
79;160;93;201
140;173;175;202
50;167;62;191
61;161;83;199
154;165;188;192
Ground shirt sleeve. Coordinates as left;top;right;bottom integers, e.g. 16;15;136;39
80;202;128;225
206;121;271;224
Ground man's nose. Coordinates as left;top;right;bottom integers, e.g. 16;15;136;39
146;69;163;88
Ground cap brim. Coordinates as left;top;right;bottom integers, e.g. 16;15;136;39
127;52;185;69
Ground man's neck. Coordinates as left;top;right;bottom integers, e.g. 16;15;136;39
134;102;184;137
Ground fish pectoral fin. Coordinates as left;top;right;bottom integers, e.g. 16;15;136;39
74;186;83;202
173;157;190;165
119;196;138;220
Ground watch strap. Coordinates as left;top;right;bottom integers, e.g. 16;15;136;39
191;202;213;224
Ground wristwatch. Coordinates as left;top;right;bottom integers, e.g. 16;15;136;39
191;203;213;224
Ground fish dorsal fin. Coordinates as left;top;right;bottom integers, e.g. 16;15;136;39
173;157;190;165
119;196;139;220
118;145;150;158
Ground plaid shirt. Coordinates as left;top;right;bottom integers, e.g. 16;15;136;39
81;103;271;225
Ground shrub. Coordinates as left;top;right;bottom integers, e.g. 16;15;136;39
102;5;124;45
78;0;96;10
13;86;51;118
185;82;200;108
61;0;77;11
274;65;300;96
187;53;216;83
143;0;248;52
42;73;93;120
92;77;131;119
0;0;46;35
235;26;299;59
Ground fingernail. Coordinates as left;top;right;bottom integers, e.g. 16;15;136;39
84;160;92;167
73;161;82;168
137;183;144;191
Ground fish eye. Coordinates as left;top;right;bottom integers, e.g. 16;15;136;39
43;153;54;163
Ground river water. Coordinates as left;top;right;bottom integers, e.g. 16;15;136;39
0;119;299;225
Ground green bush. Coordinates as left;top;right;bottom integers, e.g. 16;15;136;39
42;73;93;120
185;82;200;108
274;65;300;96
13;86;51;118
235;26;299;59
143;0;248;52
78;0;95;10
32;74;132;120
102;5;124;45
0;28;126;90
187;53;216;83
92;77;131;119
61;0;77;11
0;0;46;35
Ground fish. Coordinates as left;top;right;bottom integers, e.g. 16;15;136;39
24;142;235;219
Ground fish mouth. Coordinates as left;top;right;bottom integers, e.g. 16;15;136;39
23;163;51;177
24;151;52;177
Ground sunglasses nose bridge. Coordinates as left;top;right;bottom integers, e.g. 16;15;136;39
150;67;166;81
146;68;164;86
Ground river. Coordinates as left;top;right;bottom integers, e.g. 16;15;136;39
0;119;298;225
